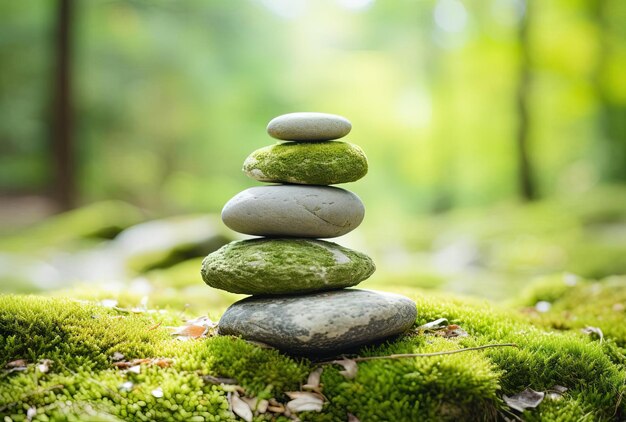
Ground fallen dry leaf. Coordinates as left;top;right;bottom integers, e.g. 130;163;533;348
168;315;217;340
348;413;361;422
230;392;253;422
171;324;207;338
267;398;285;414
417;318;449;331
112;358;172;370
503;388;545;412
333;359;358;380
267;404;285;413
437;324;469;338
5;359;28;373
152;358;173;368
285;391;324;413
302;367;323;392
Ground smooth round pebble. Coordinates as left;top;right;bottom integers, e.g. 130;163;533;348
218;289;417;354
222;185;364;238
201;238;375;295
267;112;351;141
243;141;368;185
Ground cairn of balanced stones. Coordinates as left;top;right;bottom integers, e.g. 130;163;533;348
201;112;416;355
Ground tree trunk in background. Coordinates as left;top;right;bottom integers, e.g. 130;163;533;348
593;0;626;182
51;0;75;210
516;0;536;201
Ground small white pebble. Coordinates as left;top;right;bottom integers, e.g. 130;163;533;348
535;301;552;313
563;273;579;286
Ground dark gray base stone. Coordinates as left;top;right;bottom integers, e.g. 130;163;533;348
218;289;417;354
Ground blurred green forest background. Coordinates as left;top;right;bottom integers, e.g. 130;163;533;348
1;0;625;302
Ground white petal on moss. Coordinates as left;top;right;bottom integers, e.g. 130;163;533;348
286;391;324;413
303;367;323;391
231;393;253;422
151;387;164;398
334;358;358;379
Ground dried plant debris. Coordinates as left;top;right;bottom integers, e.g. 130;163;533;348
285;391;325;413
437;324;469;338
4;359;28;373
230;392;254;422
347;413;361;422
333;359;358;380
417;318;449;331
302;367;323;392
4;359;54;375
167;315;217;340
581;326;604;343
503;388;545;412
416;318;469;338
112;358;173;370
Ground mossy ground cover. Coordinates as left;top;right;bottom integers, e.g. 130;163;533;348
2;192;626;420
2;285;625;422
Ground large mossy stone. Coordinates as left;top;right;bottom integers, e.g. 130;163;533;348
218;289;417;354
243;141;368;185
201;239;375;295
221;185;365;238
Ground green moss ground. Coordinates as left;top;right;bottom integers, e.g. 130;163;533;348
1;286;625;421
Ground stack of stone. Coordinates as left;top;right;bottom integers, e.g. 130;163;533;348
201;112;416;355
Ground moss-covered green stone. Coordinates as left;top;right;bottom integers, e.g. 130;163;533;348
201;239;375;295
243;141;368;185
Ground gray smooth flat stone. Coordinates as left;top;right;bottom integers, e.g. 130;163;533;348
267;112;352;141
201;238;375;295
218;289;417;354
221;185;364;238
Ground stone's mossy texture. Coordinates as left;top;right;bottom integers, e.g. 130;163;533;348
201;239;375;295
221;185;365;238
267;112;351;141
218;289;417;354
243;141;368;185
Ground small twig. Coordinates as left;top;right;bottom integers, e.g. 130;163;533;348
147;321;163;331
319;343;518;365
